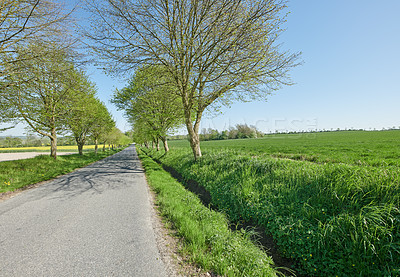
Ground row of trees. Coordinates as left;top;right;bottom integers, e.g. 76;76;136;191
86;0;300;160
112;65;184;152
0;0;117;158
1;0;299;160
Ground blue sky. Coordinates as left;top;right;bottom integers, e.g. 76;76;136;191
2;0;399;136
201;0;400;133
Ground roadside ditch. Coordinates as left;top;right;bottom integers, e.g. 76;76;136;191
145;151;303;277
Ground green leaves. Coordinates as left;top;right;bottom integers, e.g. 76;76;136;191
86;0;301;159
112;64;184;146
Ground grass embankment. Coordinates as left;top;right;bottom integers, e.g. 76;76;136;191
138;149;280;277
0;149;122;194
147;131;400;276
0;145;100;153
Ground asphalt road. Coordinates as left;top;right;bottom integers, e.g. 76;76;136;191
0;145;167;277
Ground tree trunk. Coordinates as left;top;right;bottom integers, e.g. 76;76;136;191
144;142;149;148
188;130;201;160
75;136;85;155
50;129;57;160
184;109;202;160
156;138;160;151
95;139;98;155
103;142;106;151
161;136;169;152
77;143;84;155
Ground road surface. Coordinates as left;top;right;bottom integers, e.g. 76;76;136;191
0;145;167;276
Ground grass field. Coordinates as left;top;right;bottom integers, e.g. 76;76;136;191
144;130;400;276
0;145;99;153
0;149;122;194
169;130;400;167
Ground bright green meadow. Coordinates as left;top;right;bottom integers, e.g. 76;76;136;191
145;130;400;276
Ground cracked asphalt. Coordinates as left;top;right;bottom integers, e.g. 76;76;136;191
0;145;167;277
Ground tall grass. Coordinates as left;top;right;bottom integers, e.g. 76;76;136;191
146;131;400;276
138;150;280;277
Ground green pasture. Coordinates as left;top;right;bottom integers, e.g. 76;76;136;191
169;130;400;167
145;130;400;276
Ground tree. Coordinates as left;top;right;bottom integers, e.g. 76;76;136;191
236;124;257;139
3;136;22;147
0;0;73;87
0;0;74;129
24;133;43;147
130;121;153;148
0;0;69;52
103;127;126;150
89;100;115;154
0;96;16;131
86;0;300;159
64;70;99;155
2;41;79;159
112;65;185;152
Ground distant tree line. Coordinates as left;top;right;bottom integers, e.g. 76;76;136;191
167;124;264;142
267;127;400;135
199;124;264;141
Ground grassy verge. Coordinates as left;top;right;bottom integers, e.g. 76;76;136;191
138;149;280;277
0;149;123;194
147;147;400;277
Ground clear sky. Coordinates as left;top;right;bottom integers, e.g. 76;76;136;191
1;0;399;136
201;0;400;133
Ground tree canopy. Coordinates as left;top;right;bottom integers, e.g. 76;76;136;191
0;0;76;132
64;70;109;155
112;64;185;151
86;0;300;159
0;1;118;158
0;0;73;87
